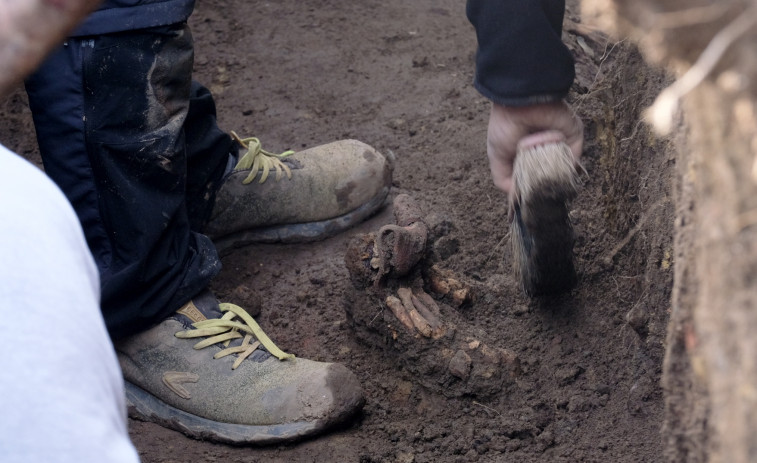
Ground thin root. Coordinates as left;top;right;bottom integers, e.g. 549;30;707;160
647;6;757;135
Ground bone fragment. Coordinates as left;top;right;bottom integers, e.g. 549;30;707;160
410;294;445;339
412;289;442;318
385;295;414;332
397;287;432;338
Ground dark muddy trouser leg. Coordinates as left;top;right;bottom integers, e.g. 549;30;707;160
185;81;238;232
25;24;227;339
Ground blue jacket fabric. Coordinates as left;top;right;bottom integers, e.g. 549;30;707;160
466;0;575;106
71;0;195;36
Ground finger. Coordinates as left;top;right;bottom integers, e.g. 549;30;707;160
560;115;584;161
487;104;528;193
548;102;584;161
486;146;514;193
568;132;584;162
0;0;101;97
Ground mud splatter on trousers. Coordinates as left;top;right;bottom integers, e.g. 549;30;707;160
26;23;235;339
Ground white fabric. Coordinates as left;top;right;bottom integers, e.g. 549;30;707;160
0;145;140;463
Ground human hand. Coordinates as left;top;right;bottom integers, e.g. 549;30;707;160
0;0;100;97
486;101;583;193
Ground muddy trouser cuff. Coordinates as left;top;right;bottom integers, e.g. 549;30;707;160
25;23;231;339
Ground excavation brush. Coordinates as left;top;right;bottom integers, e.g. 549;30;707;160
510;130;579;297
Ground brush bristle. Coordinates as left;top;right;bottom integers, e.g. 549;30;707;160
510;141;579;297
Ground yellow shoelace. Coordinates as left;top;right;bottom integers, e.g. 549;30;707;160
230;131;295;184
175;303;295;369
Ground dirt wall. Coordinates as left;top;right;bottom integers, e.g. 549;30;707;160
587;0;757;461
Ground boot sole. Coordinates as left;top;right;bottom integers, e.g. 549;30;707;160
211;187;389;255
125;381;344;445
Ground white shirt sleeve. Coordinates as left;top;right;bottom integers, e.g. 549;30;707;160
0;145;140;463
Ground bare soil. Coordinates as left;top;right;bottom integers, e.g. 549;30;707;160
0;0;678;461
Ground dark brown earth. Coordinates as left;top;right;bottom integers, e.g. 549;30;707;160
0;0;679;461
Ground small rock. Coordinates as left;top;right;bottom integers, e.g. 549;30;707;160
626;305;649;336
555;365;582;386
517;379;535;393
338;345;352;356
536;430;555;448
593;383;611;395
425;213;456;240
230;284;262;317
554;418;578;442
449;350;472;380
412;56;429;68
386;118;406;130
391;380;413;403
567;395;595;413
434;236;460;260
480;344;500;364
450;288;470;307
475;443;489;455
512;304;529;316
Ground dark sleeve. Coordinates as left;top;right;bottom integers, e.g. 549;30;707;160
70;0;195;36
466;0;575;106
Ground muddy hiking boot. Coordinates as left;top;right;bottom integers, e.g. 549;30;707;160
205;134;393;253
115;290;365;445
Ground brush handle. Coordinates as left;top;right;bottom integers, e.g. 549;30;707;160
517;130;566;151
